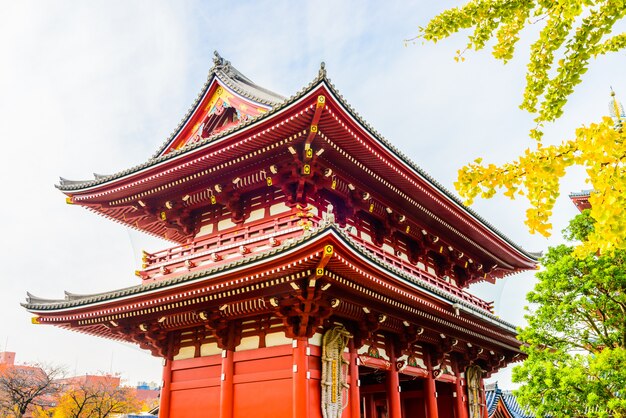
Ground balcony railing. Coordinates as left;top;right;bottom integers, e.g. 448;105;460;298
344;231;494;312
137;213;306;281
137;215;493;312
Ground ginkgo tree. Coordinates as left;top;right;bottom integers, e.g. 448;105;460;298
417;1;626;253
52;376;142;418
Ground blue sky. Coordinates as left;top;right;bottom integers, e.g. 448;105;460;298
1;1;624;388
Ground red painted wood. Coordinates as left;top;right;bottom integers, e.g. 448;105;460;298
165;348;299;418
220;350;234;418
453;362;468;418
386;339;401;418
170;386;220;418
233;344;292;361
233;378;292;418
348;342;360;418
436;381;455;418
308;374;323;418
172;364;221;382
171;355;221;370
308;370;322;380
170;378;220;391
234;353;292;375
400;365;429;379
159;358;172;418
423;351;439;418
233;370;292;384
425;375;438;418
293;338;308;418
437;373;457;384
358;355;391;370
481;378;489;418
402;394;427;418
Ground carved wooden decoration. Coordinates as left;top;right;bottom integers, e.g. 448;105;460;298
467;365;484;418
321;327;351;418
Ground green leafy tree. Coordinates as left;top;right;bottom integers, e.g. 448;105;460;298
418;1;626;129
512;211;626;417
417;1;626;253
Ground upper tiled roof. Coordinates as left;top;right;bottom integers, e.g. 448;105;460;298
151;51;285;158
54;55;537;262
57;51;285;189
209;52;285;106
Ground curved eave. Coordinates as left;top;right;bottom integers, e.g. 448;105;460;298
154;71;284;157
317;79;537;267
151;59;284;159
24;224;518;336
57;70;536;269
486;389;534;418
58;80;281;192
56;71;324;194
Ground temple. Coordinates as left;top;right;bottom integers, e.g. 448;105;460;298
24;53;537;418
485;384;532;418
569;190;591;212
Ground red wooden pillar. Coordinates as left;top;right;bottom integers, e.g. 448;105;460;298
349;340;360;418
159;334;174;418
480;378;488;418
293;337;309;418
159;358;172;418
453;362;468;418
386;338;402;418
425;375;438;418
220;349;234;418
424;350;439;418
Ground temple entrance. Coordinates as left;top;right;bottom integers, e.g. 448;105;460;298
399;378;427;418
357;364;459;418
359;366;389;418
358;365;432;418
434;380;455;418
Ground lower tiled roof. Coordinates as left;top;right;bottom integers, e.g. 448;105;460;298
486;384;535;418
23;222;516;333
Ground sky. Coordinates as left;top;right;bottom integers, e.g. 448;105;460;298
0;1;624;389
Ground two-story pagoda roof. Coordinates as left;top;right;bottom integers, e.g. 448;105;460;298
25;53;537;364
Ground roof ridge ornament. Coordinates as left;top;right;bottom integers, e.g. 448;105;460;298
213;50;228;68
609;87;625;131
319;61;326;79
212;50;235;76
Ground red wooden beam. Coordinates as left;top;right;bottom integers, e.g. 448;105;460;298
292;337;308;418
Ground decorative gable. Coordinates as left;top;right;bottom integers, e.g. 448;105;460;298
164;82;272;154
158;52;284;156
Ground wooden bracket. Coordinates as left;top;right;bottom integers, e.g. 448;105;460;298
303;95;326;160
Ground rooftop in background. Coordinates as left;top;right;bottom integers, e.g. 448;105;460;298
569;189;592;212
0;351;16;366
486;383;534;418
0;351;44;374
57;373;121;388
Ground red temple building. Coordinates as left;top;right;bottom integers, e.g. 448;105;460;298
569;190;591;212
24;53;537;418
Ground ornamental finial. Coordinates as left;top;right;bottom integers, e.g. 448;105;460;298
319;61;326;78
609;87;625;120
212;51;232;74
213;51;223;67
